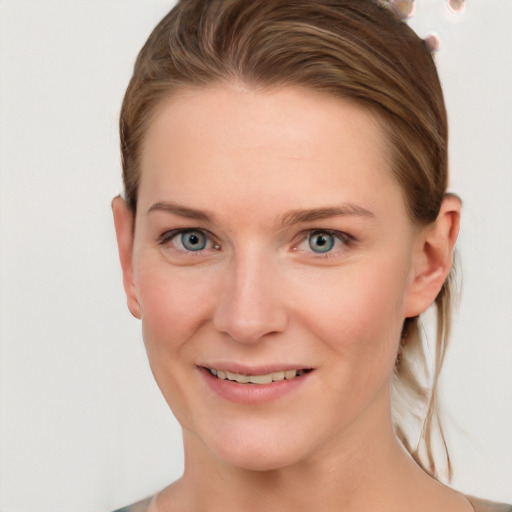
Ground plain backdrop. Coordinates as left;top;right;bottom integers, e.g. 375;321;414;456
0;1;511;511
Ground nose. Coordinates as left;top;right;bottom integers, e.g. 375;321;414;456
212;248;288;344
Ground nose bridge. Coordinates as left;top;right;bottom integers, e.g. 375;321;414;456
212;243;287;343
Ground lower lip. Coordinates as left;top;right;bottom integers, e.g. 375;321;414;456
199;367;312;404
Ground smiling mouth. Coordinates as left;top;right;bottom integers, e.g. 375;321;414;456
205;367;313;385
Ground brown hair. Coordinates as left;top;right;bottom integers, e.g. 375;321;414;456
120;0;455;480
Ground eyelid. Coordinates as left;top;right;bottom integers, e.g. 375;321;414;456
157;227;353;257
294;229;354;257
158;228;220;252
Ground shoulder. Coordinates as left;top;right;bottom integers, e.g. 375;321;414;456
111;495;156;512
111;493;512;512
465;495;512;512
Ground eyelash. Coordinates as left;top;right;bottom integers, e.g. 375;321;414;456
295;229;354;259
158;228;220;254
157;228;354;258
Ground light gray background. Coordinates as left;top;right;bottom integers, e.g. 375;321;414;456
0;1;510;511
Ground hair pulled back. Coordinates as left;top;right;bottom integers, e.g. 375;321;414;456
120;0;456;480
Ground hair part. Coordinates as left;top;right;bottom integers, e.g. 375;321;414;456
120;0;456;480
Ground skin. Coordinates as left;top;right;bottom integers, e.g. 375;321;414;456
113;85;467;512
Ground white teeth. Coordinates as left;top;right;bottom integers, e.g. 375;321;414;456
226;371;250;383
208;367;306;384
249;374;273;384
272;370;285;381
284;369;297;379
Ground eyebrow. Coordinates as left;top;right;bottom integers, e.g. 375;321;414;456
147;201;214;222
281;204;375;227
147;201;374;226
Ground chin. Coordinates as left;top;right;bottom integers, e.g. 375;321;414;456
201;424;311;472
214;445;304;472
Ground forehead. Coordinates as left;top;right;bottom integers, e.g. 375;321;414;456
138;85;405;220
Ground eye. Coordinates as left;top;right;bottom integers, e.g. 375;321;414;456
294;229;353;257
308;231;336;253
158;229;219;253
180;231;207;251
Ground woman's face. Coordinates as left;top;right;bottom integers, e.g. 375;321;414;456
121;85;427;470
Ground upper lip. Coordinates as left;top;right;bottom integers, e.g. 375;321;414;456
199;363;313;375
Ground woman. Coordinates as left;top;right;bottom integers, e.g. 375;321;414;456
111;0;511;511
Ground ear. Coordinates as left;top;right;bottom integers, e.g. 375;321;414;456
404;194;461;318
112;196;142;319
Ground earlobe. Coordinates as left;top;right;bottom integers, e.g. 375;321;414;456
405;195;461;318
112;195;142;319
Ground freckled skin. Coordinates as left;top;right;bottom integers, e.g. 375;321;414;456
114;86;467;511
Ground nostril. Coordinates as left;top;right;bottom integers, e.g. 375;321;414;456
212;300;288;344
211;262;289;343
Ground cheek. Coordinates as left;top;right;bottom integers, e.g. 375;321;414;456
294;256;410;368
134;261;221;426
135;261;218;356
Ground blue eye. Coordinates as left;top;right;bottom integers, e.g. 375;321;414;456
158;228;220;258
180;231;207;251
308;231;335;253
